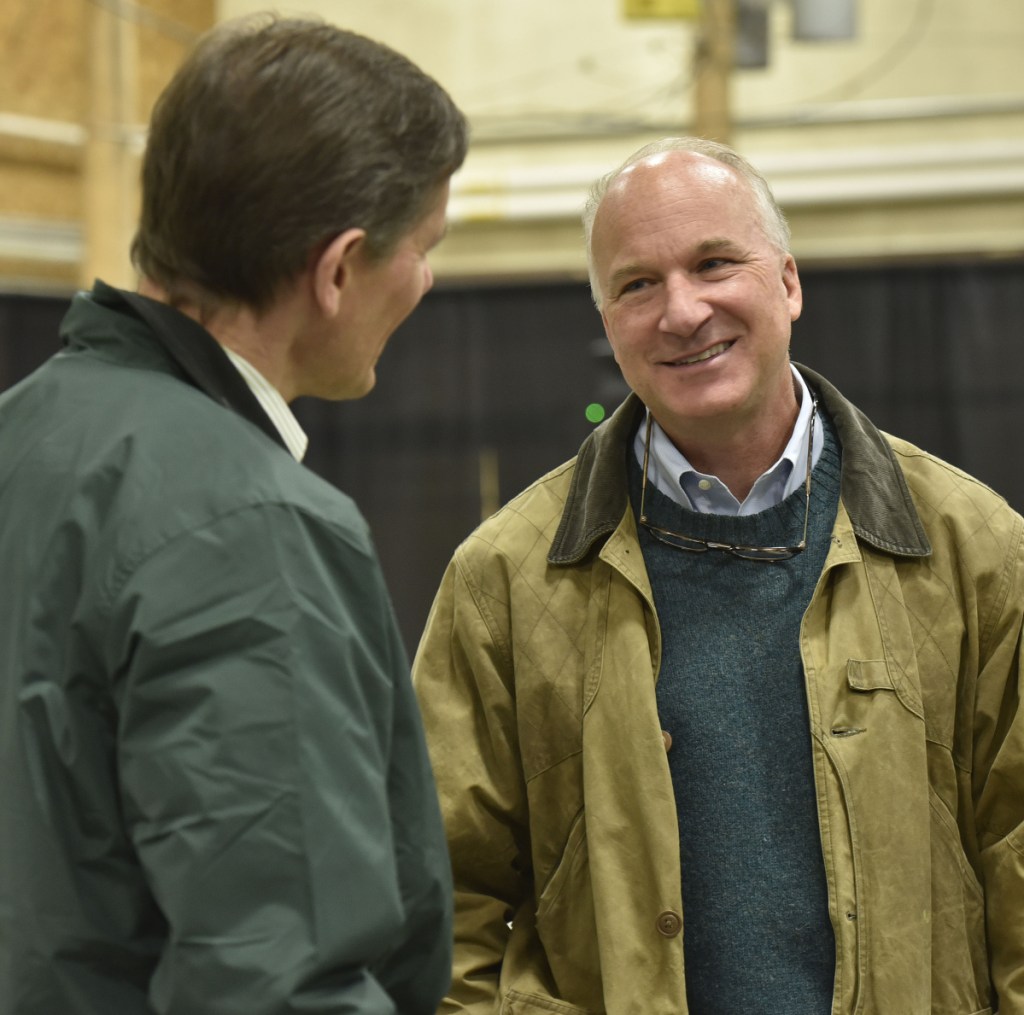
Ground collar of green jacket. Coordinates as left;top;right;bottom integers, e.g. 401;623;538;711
61;280;287;452
548;363;931;565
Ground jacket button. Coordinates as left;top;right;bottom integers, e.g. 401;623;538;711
656;910;682;937
662;730;672;752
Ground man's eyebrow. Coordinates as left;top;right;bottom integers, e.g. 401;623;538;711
695;237;746;256
606;262;646;292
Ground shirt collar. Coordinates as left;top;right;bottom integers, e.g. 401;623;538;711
634;364;822;516
222;347;309;461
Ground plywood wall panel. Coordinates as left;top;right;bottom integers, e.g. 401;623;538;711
0;159;80;221
0;0;87;121
0;0;214;292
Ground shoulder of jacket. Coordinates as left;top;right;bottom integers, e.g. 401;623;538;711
882;431;1024;549
107;393;370;570
454;455;579;569
884;431;1014;509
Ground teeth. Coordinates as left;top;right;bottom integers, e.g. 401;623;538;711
680;341;731;365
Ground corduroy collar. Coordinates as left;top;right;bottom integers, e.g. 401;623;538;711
548;363;931;565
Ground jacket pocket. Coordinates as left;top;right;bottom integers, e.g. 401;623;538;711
837;659;993;1013
501;988;600;1014
927;788;993;1015
845;657;922;719
533;808;604;1010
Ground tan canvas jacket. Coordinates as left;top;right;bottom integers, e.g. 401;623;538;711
414;366;1024;1015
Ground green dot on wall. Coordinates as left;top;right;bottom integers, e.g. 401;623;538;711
585;403;606;424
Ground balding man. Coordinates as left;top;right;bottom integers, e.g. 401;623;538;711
414;137;1024;1014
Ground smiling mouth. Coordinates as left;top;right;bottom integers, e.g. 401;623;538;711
668;340;735;367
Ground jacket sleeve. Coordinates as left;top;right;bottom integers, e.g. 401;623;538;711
104;502;451;1014
973;516;1024;1013
413;549;531;1013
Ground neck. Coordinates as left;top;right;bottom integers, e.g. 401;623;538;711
658;422;798;503
655;384;801;502
137;277;306;401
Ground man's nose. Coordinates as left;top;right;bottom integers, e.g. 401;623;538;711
659;274;712;336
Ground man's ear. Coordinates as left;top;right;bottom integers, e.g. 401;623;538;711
782;253;803;323
312;227;367;317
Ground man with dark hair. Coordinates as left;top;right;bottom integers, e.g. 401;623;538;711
414;138;1024;1013
0;15;467;1015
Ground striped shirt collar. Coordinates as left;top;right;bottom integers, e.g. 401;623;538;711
221;347;308;462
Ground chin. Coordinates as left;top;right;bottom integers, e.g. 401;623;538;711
342;372;377;402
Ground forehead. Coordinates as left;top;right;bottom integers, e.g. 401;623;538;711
388;179;450;254
592;152;758;255
414;180;451;233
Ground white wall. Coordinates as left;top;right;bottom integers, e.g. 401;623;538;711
218;0;1024;280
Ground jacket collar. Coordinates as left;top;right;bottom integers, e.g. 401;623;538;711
548;362;931;565
68;281;287;452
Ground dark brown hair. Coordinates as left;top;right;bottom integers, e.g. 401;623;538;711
131;16;468;309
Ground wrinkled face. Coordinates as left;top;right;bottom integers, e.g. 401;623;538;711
321;181;450;401
591;152;802;449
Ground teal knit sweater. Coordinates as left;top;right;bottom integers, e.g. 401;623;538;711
629;410;842;1014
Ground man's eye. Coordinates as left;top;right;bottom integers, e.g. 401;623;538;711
620;278;649;294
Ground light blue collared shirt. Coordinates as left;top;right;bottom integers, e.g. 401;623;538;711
633;366;822;516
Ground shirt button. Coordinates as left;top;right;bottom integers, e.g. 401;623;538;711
698;479;712;491
661;730;672;752
656;910;682;937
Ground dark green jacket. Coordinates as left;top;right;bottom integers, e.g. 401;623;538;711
0;282;452;1014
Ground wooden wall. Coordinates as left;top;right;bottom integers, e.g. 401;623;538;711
4;0;1024;292
0;0;214;293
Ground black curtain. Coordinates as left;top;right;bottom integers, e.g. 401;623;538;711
294;281;606;654
3;258;1023;655
794;260;1024;512
299;259;1024;654
0;294;67;391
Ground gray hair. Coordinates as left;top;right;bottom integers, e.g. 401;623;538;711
582;137;790;307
